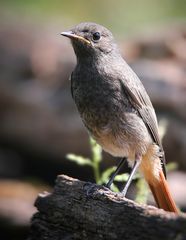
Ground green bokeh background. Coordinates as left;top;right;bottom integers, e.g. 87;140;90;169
1;0;186;34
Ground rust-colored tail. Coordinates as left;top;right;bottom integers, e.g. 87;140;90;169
148;170;178;213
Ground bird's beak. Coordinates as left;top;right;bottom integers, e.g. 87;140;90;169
61;31;91;45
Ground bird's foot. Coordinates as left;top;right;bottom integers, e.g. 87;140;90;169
103;182;111;189
83;182;110;198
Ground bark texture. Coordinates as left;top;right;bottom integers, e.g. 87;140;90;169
28;175;186;240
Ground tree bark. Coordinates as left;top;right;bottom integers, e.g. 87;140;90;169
28;175;186;240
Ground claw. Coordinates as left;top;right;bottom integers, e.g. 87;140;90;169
83;182;109;197
83;183;98;196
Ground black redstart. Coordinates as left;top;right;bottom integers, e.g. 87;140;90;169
61;22;178;213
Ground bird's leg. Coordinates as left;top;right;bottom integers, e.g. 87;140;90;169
84;157;126;197
121;154;142;196
105;157;127;189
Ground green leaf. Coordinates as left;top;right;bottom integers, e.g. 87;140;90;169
66;154;93;166
135;178;149;204
111;183;119;192
114;172;140;182
114;173;129;182
166;162;178;172
158;118;168;141
99;166;117;184
90;137;102;163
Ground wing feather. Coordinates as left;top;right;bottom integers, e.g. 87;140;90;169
120;65;166;176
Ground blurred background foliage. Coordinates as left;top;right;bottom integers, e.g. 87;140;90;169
0;1;186;239
1;0;186;34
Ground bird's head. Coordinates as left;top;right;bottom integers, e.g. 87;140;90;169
61;22;117;59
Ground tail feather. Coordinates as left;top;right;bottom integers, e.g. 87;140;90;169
148;170;178;213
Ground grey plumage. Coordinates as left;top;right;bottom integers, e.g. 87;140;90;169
62;22;166;177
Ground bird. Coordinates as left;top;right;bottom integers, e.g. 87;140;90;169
61;22;178;213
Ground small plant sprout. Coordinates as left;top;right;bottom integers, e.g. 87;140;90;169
67;137;129;192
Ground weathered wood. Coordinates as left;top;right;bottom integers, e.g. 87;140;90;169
28;175;186;240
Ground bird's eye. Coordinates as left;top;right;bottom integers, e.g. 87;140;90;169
92;32;101;41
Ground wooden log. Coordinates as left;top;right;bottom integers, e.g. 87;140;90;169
28;175;186;240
